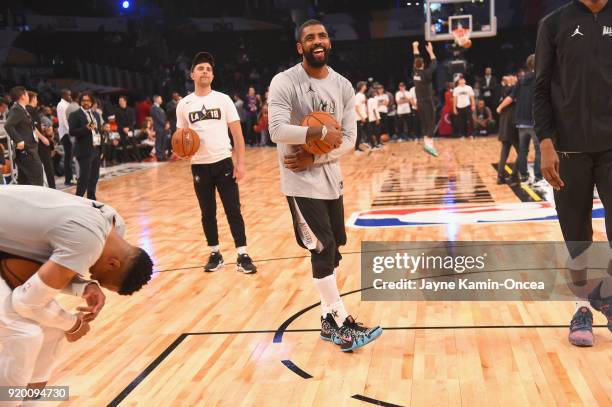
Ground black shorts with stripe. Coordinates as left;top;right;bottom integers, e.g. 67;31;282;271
286;196;347;279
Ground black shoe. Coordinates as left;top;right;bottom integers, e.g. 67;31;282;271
236;253;257;274
496;177;506;185
204;252;224;272
336;315;383;352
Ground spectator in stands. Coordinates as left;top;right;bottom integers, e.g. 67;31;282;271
115;95;140;162
355;81;369;150
166;91;181;133
438;81;454;138
375;84;390;141
395;82;412;141
57;89;74;186
101;121;120;166
151;95;169;161
0;101;8;120
254;103;269;147
472;99;495;136
135;96;152;128
68;91;103;200
452;76;475;138
4;86;44;186
140;117;156;158
245;86;260;146
27;91;55;188
481;67;499;115
367;88;381;149
384;86;397;140
233;93;247;137
40;106;53;129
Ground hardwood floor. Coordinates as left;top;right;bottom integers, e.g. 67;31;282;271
36;137;611;406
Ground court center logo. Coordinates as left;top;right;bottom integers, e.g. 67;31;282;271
347;201;604;228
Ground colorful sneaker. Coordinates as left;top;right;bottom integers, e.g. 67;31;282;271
204;252;224;272
236;254;257;274
588;281;612;332
568;307;594;347
423;144;439;157
335;315;383;352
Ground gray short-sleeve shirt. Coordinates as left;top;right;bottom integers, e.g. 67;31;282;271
0;186;125;278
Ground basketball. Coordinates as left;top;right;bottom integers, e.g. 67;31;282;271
0;257;41;290
463;39;472;49
300;111;340;155
380;134;390;143
171;128;201;158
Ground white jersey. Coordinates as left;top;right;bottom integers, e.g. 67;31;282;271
395;90;412;115
176;90;240;165
408;87;417;110
0;186;125;278
375;93;389;114
453;85;475;109
367;97;380;122
354;92;367;120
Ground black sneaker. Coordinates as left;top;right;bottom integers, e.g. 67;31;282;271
204;252;224;272
335;315;383;352
236;254;257;274
320;314;353;351
568;307;594;347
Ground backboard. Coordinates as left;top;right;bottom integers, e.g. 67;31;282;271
425;0;497;42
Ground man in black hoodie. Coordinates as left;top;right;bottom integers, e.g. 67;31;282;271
534;0;612;347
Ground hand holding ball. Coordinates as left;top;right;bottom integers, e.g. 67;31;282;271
301;111;342;155
171;128;201;158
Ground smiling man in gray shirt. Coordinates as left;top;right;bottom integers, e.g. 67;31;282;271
268;19;382;352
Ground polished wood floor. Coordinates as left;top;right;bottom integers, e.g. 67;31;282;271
44;137;610;406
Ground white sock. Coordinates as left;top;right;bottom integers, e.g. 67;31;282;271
209;245;220;253
313;274;348;325
575;301;590;311
236;246;247;255
327;300;349;326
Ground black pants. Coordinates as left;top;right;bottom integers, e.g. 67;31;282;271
455;107;471;137
379;112;389;135
355;121;367;150
155;129;169;161
554;149;612;258
15;148;44;186
61;136;73;183
245;115;257;146
367;120;380;146
192;158;247;248
497;140;520;180
397;114;412;139
417;102;435;137
76;149;101;200
37;142;55;188
287;196;346;279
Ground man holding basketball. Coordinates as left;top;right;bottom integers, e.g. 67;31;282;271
0;185;153;400
176;52;257;274
268;19;382;352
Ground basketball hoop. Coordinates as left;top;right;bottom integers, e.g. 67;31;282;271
452;25;472;49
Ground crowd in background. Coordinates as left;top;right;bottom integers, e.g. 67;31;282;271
1;48;541;190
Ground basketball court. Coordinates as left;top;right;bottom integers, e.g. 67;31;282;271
48;137;611;406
